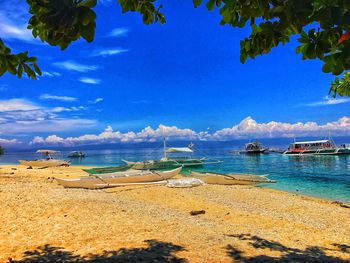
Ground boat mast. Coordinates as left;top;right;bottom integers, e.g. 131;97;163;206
163;137;167;159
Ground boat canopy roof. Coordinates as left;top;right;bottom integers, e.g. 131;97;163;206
36;150;59;154
291;140;330;145
166;147;193;153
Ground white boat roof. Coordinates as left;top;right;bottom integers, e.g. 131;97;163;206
36;150;59;154
166;147;193;153
291;140;330;144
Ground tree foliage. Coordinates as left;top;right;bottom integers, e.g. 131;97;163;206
0;146;4;155
1;0;350;96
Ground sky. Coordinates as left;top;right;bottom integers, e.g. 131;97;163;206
0;0;350;147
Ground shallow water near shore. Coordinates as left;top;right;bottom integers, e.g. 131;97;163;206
1;143;350;202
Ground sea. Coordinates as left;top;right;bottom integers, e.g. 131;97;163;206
1;138;350;202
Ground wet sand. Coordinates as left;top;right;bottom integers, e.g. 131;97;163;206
0;165;349;262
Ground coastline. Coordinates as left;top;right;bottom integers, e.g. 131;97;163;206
0;165;349;262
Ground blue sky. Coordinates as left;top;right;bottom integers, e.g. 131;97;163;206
0;0;350;146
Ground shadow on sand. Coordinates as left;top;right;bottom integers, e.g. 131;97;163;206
225;233;349;262
9;240;187;263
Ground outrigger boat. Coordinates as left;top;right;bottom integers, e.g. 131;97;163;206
19;150;70;167
82;165;133;175
283;138;350;155
123;139;223;170
190;171;275;185
55;167;182;189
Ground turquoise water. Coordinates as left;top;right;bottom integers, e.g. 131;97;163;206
1;145;349;202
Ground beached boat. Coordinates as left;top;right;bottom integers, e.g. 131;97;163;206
123;139;222;170
55;167;182;189
19;150;70;167
283;139;350;155
190;171;275;185
82;165;133;175
68;151;85;158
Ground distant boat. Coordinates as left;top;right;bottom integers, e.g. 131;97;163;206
244;141;268;154
123;138;223;170
55;167;182;189
68;151;85;158
19;150;70;167
190;171;275;185
230;141;268;154
283;138;350;155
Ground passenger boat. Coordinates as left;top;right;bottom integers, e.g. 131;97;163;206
123;139;222;170
229;141;268;154
283;139;350;155
190;171;275;185
19;150;70;167
55;167;182;189
68;151;85;158
244;141;268;154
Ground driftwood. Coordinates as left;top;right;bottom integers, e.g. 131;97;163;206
190;210;206;216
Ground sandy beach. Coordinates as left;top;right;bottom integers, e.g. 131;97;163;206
0;164;349;262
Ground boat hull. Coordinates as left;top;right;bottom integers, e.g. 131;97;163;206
123;159;203;170
190;171;275;185
283;148;350;155
56;167;182;189
19;159;70;167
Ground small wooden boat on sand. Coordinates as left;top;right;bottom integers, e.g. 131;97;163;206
55;167;182;189
190;171;275;185
19;150;70;167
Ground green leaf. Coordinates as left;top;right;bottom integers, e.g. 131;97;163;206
193;0;202;8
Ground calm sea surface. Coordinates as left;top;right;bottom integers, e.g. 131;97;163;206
1;142;350;202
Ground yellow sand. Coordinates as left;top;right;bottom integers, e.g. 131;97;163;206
0;165;349;262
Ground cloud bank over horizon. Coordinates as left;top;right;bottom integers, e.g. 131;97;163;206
20;116;350;147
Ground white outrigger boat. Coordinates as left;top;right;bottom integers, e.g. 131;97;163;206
19;150;70;167
55;167;182;189
123;139;223;170
190;171;275;185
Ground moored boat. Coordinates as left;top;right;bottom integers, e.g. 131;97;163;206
55;167;182;189
19;150;70;167
68;151;85;158
283;139;350;155
190;171;275;185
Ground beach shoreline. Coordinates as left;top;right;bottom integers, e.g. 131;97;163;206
0;164;349;262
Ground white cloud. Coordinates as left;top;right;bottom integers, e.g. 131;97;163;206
29;116;350;146
108;27;128;37
91;48;128;57
212;116;350;139
40;94;77;102
301;96;350;107
42;71;61;77
53;61;99;72
79;77;101;85
0;3;34;43
0;138;21;146
89;98;103;104
30;124;198;146
0;99;95;134
0;99;40;112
